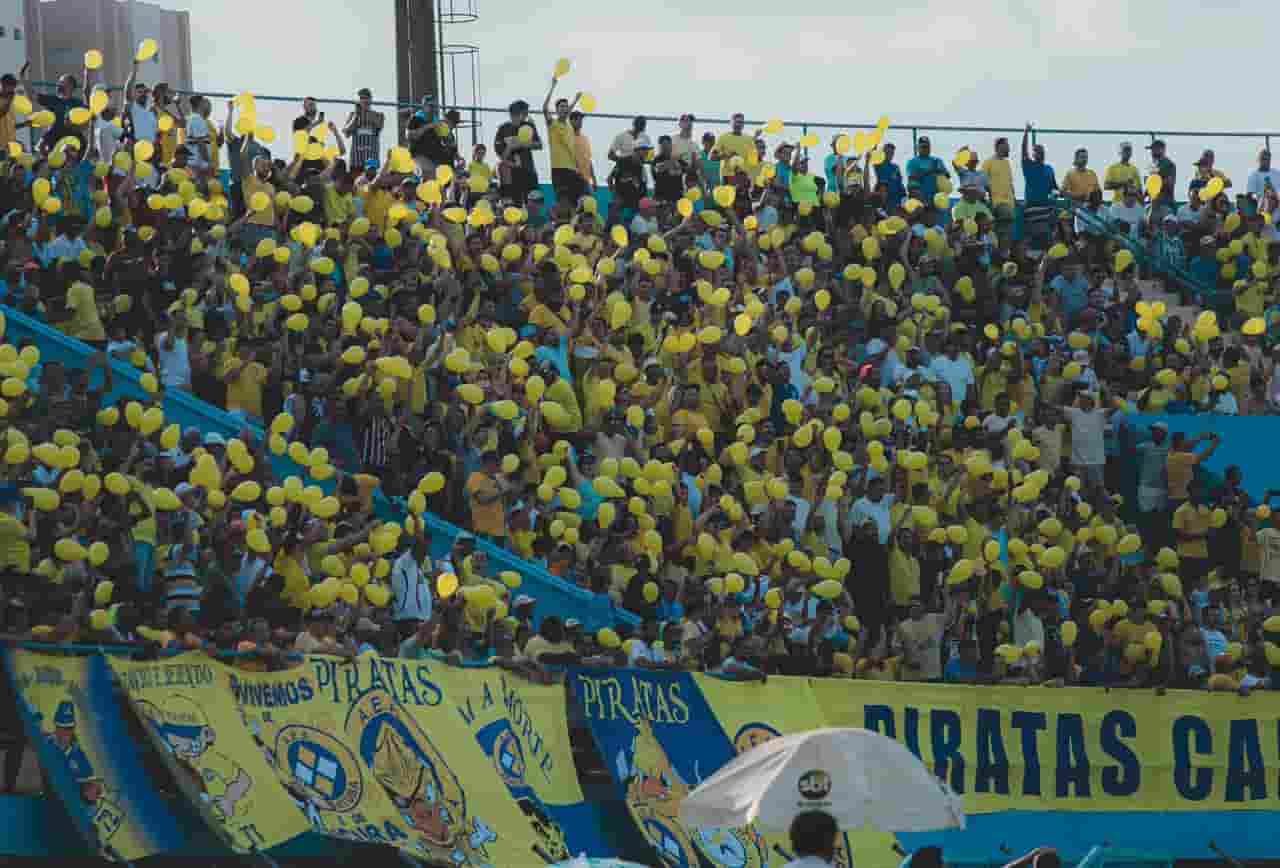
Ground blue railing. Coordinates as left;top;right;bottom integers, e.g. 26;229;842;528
1;306;636;632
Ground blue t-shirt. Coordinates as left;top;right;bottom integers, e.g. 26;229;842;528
876;161;906;209
944;658;978;683
906;155;947;199
1050;274;1090;318
1022;159;1057;205
824;154;842;192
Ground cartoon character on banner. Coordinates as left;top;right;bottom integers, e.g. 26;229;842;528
37;697;125;850
135;696;252;821
349;688;500;867
486;722;570;863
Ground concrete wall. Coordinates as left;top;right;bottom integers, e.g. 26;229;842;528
0;0;26;79
24;0;191;93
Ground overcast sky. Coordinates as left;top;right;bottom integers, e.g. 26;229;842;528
157;0;1273;190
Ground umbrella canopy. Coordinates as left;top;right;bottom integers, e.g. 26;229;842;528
679;727;966;834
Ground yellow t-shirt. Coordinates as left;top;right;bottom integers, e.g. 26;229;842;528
715;132;754;164
1103;162;1141;201
222;357;268;418
1166;451;1200;501
980;157;1015;207
0;102;16;152
0;514;29;572
324;184;353;226
158;110;181;164
467;160;492;193
364;187;393;234
1173;503;1210;559
242;175;276;227
466;471;505;538
65;281;105;341
1061;168;1100;199
548;119;576;172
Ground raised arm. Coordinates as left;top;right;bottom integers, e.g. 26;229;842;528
541;77;557;126
1021;123;1032;162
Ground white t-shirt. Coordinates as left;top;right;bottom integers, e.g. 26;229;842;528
1063;406;1107;467
1247;168;1280;197
155;332;191;389
610;130;652;160
98;122;123;165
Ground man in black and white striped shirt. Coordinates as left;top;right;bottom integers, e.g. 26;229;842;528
360;401;395;474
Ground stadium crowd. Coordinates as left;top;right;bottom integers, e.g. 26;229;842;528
0;51;1278;699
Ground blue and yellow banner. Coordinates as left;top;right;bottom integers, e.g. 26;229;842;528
572;667;796;868
5;651;185;861
11;648;1280;865
452;666;614;861
810;679;1280;813
228;654;549;867
108;653;312;853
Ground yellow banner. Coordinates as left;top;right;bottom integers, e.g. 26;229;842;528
450;666;583;862
811;679;1280;813
109;654;311;852
234;654;547;867
226;659;421;852
696;675;899;868
8;653;154;860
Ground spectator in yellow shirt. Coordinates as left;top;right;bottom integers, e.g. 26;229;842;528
1061;148;1100;202
1103;142;1141;202
221;348;269;424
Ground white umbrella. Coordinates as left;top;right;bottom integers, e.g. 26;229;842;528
679;727;965;833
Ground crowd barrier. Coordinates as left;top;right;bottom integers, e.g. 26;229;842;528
6;647;1280;867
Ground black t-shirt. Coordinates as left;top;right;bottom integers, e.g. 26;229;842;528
652;155;683;202
494;121;540;180
423;123;459;166
406;113;428;157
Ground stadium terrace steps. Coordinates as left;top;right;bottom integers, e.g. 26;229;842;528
0;305;637;633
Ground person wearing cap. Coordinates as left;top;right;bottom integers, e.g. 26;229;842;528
343;87;385;170
1189;149;1231;198
1104;142;1140;203
906;135;948;200
494;99;542;204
